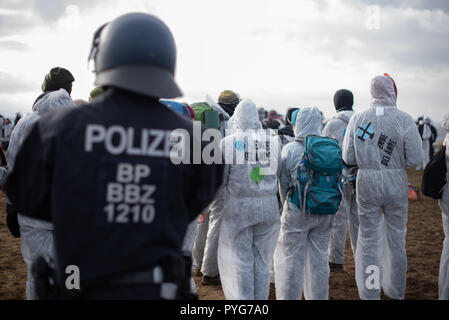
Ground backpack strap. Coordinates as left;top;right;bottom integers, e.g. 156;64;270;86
337;173;344;195
302;170;314;216
287;137;308;212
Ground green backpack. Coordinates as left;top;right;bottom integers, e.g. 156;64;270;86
192;103;220;129
288;135;344;215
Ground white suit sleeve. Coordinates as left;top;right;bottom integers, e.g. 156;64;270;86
205;141;231;215
195;163;227;216
404;122;423;168
342;116;357;166
279;147;290;205
277;140;282;179
322;122;331;138
423;124;432;140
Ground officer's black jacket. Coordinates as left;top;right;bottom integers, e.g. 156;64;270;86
4;88;223;287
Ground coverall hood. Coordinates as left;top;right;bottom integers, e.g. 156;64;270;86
294;107;322;139
370;75;397;108
443;114;449;132
228;99;262;131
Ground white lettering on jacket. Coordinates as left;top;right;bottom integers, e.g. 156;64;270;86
85;124;173;158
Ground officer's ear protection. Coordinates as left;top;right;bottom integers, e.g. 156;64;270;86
88;23;109;72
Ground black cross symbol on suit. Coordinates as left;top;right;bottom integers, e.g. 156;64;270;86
357;122;375;142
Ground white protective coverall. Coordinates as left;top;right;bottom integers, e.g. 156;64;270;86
342;75;422;300
217;99;281;300
322;110;359;265
199;193;224;277
274;107;333;300
181;218;199;294
191;213;209;271
418;120;432;170
184;96;231;287
6;89;75;299
198;96;231;278
0;120;13;145
439;114;449;300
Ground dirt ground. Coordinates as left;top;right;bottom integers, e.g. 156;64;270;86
0;168;445;300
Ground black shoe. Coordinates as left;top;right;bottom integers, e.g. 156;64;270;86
201;275;221;285
329;262;343;271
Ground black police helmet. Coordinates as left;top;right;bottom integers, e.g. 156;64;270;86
89;13;182;98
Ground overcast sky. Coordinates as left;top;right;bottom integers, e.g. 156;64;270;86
0;0;448;122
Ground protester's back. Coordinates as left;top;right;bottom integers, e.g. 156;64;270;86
221;99;280;199
218;99;281;300
343;76;422;173
342;74;422;300
6;89;75;171
323;111;353;147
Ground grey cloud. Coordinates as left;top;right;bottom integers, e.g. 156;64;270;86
0;12;36;37
0;0;106;18
281;3;449;68
0;0;108;37
0;95;32;118
0;40;31;51
361;0;449;12
31;0;111;20
33;0;66;20
0;71;38;94
0;0;29;10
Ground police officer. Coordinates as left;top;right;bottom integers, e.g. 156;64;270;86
4;13;223;300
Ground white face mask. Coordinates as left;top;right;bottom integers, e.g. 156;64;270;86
418;120;424;125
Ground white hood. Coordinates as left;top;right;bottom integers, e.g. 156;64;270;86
228;99;262;131
370;75;397;108
294;107;321;138
443;114;449;132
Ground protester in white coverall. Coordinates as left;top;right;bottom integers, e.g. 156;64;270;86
198;95;232;284
274;106;333;300
342;75;422;300
416;116;432;170
5;89;75;299
438;114;449;300
0;117;13;150
191;213;209;274
322;89;359;270
182;219;199;294
218;99;281;300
